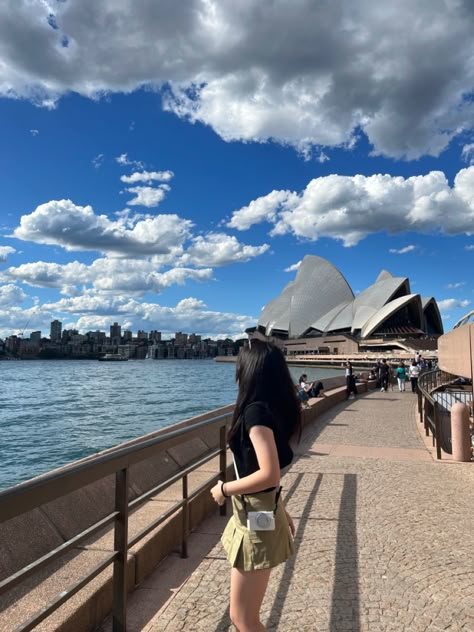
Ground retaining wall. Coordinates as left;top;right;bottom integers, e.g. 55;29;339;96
0;377;374;630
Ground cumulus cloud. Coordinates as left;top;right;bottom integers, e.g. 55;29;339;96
0;284;27;306
125;186;168;208
0;258;213;296
437;298;470;312
0;246;16;263
177;233;269;267
0;1;472;158
389;245;416;254
115;154;144;169
284;261;302;272
228;190;298;231
120;170;174;184
12;200;193;256
461;144;474;165
43;295;255;338
230;167;474;247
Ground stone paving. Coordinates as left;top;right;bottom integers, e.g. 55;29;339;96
132;391;474;631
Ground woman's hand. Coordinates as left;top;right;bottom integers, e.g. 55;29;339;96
285;509;295;538
210;480;226;506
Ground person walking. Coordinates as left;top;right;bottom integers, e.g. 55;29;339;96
409;360;420;393
379;359;390;392
396;362;407;391
211;339;301;632
345;361;357;399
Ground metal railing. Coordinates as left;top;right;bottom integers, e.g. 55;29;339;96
0;412;231;632
417;369;462;459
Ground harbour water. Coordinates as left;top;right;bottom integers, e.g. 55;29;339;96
0;359;343;490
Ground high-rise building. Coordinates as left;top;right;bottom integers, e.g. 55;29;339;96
149;330;161;342
110;322;121;345
175;332;188;346
30;331;41;343
50;319;62;342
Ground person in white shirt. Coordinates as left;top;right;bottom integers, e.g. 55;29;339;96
409;361;421;393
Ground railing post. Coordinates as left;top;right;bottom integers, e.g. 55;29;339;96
434;401;442;460
219;425;227;517
181;474;189;558
113;467;129;632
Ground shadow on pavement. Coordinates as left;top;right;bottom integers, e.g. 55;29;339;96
266;473;324;629
329;473;360;632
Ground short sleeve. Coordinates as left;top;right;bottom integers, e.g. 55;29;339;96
243;402;275;432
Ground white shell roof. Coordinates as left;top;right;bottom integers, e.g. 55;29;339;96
360;294;422;338
258;256;441;339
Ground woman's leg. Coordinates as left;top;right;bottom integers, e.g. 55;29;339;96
230;567;271;632
397;377;402;391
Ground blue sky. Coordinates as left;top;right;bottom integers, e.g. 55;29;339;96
0;0;473;339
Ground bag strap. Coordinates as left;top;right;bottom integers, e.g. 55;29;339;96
241;486;282;517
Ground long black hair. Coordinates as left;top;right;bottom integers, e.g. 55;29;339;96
229;339;301;442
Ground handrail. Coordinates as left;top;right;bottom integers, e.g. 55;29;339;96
0;410;231;631
417;368;459;459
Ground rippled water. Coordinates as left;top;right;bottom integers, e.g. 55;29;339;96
0;359;342;489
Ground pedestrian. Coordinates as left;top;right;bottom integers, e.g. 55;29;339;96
345;361;357;399
409;360;420;393
379;359;390;392
210;339;301;632
396;362;407;391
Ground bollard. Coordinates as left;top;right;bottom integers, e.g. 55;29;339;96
450;402;471;462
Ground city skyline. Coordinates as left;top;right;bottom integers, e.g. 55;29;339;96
0;2;473;340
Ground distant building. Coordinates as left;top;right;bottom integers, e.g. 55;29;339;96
110;322;121;345
175;332;188;346
30;331;41;343
50;320;62;342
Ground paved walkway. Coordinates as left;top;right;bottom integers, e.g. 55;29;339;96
118;391;474;631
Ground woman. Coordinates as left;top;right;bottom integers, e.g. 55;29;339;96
408;360;420;393
345;361;356;399
211;339;301;631
396;362;407;392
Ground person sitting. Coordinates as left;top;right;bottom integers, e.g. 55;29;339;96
295;383;310;408
299;374;325;398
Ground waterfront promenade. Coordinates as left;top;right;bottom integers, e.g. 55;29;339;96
103;390;474;632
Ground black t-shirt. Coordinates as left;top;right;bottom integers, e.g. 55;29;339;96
229;401;293;479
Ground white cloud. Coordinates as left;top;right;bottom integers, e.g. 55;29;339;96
120;170;174;184
43;295;255;338
92;153;104;169
465;245;474;251
437;298;470;312
284;261;302;272
115;153;144;169
446;282;465;289
177;233;269;267
0;284;27;306
30;129;39;136
126;186;168;208
461;143;474;165
316;152;329;164
13;200;193;256
228;190;298;231
0;246;16;262
230;167;474;247
389;245;416;254
0;258;213;296
0;2;472;159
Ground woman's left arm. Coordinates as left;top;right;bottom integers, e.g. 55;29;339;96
210;425;280;505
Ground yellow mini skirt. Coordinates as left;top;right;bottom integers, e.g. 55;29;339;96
221;489;295;571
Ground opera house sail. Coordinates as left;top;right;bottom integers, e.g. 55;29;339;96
257;256;443;346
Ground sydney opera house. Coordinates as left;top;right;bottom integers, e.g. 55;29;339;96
255;255;443;354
